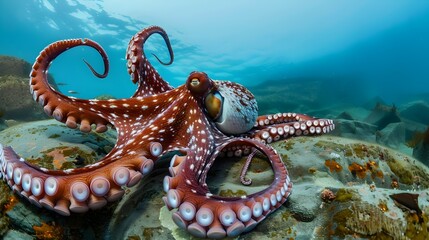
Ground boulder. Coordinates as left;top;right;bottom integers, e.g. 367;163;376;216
0;55;58;122
0;56;32;78
365;103;401;130
376;122;406;149
399;101;429;125
330;119;377;142
0;75;47;121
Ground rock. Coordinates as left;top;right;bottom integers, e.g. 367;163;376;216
0;120;116;238
3;229;33;240
287;183;321;222
330;119;377;142
0;55;58;122
376;122;406;149
0;119;116;170
1;121;429;239
336;111;354;120
362;97;386;110
399;101;429;125
0;75;47;121
6;202;51;234
412;128;429;166
365;103;401;130
413;141;429;166
0;55;58;88
0;56;32;78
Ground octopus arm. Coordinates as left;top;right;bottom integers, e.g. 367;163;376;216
0;143;154;216
162;138;291;238
126;26;174;97
30;38;115;133
248;118;335;144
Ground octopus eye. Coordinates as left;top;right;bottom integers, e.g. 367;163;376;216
190;78;200;87
205;91;224;120
186;71;212;95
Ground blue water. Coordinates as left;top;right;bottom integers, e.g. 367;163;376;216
1;0;429;103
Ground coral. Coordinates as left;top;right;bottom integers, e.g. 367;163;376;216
320;188;336;202
33;222;64;240
345;203;405;238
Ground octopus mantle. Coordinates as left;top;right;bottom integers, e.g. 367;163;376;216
0;26;334;238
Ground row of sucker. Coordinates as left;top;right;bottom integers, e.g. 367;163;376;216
0;144;158;216
162;139;291;238
252;119;335;144
254;112;321;128
29;38;111;133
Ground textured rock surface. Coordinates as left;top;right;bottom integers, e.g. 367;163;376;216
399;101;429;125
1;120;429;239
0;55;58;121
0;56;32;78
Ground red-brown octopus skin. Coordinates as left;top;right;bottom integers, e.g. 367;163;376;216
0;26;335;238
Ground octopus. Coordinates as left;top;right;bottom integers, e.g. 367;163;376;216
0;26;335;238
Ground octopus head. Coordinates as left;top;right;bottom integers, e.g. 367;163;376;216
186;71;258;135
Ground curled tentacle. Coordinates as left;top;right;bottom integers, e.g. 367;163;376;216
126;26;174;97
83;58;108;78
0;143;155;215
30;39;113;133
240;149;257;186
163;138;291;238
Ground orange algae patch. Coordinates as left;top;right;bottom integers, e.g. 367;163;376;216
325;159;343;172
348;160;384;180
4;195;18;211
33;222;64;240
348;162;367;179
378;200;389;212
46;147;70;169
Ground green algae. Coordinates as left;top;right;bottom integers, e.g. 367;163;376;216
335;188;359;202
48;134;61;139
404;212;429;240
385;152;429;188
0;181;12;235
26;146;100;170
218;189;247;198
278;140;295;151
314;140;347;152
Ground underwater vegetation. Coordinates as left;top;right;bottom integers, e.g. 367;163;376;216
33;222;64;240
407;127;429;148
